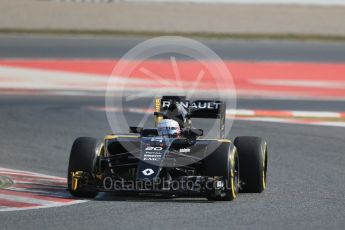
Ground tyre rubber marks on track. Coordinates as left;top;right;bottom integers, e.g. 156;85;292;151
0;167;86;212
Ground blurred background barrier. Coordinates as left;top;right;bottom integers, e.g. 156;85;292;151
0;0;345;38
50;0;345;5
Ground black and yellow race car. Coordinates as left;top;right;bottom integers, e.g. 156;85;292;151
67;96;268;201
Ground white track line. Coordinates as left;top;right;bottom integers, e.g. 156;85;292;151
0;194;58;206
251;79;345;89
290;111;341;118
86;106;345;127
89;106;345;119
235;117;345;127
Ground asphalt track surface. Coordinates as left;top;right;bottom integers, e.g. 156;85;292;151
1;35;345;61
1;36;345;230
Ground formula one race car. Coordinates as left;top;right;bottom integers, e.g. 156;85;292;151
67;96;268;201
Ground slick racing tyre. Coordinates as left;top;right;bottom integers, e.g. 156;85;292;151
67;137;100;198
234;136;268;193
204;142;239;201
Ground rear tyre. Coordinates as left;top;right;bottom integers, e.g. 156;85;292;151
234;136;267;193
67;137;100;198
204;142;239;201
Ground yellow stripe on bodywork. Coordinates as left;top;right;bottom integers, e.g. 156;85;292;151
104;135;139;140
97;143;104;157
71;171;83;191
155;98;161;112
198;139;231;143
72;177;78;191
105;135;117;140
155;98;162;127
117;135;139;138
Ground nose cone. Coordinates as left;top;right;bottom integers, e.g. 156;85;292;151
136;137;172;181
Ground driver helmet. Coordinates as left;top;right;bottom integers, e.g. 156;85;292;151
157;119;181;137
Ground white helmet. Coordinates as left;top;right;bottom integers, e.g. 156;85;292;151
157;119;181;137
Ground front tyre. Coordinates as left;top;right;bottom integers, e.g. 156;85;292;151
204;142;239;201
234;136;268;193
67;137;100;198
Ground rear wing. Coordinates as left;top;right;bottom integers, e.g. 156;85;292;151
154;96;226;138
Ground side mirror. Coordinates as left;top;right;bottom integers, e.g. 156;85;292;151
182;128;203;137
129;126;143;134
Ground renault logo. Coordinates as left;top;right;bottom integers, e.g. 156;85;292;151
142;168;154;176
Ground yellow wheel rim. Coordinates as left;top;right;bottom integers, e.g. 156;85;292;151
262;151;267;190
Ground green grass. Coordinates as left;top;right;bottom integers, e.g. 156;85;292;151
1;28;345;42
